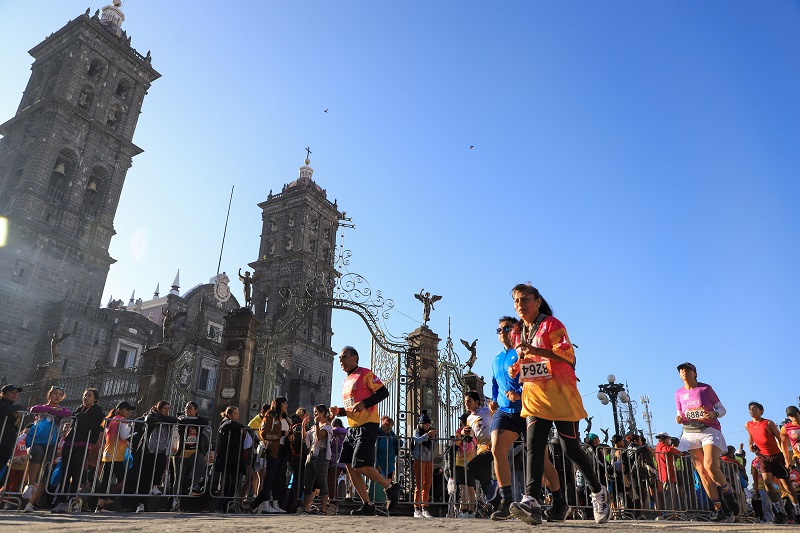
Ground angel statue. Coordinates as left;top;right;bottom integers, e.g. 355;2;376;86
238;268;265;309
460;338;478;372
162;308;187;344
414;289;442;326
48;331;72;363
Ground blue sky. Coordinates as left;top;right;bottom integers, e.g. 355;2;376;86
2;1;800;442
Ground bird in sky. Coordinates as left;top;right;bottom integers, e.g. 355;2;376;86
324;108;328;113
469;145;474;149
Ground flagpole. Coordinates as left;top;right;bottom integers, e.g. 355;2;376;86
216;185;234;275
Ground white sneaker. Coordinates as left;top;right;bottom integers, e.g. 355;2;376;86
591;486;611;524
421;509;433;518
414;509;423;518
149;485;162;495
135;503;145;513
22;484;36;500
24;503;35;513
270;500;286;513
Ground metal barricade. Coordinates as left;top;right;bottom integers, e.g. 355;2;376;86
0;411;60;511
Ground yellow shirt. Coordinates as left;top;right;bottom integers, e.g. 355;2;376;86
518;316;587;421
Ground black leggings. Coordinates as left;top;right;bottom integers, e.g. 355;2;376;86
525;417;601;500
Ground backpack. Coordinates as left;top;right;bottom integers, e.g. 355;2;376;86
259;414;281;457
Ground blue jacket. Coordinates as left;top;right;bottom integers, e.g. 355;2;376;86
491;348;522;414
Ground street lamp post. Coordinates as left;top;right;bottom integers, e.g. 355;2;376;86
597;374;629;436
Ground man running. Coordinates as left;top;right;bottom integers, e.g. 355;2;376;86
330;346;400;515
780;406;800;470
745;401;799;523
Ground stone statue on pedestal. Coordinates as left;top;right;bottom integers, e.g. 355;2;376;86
414;289;442;326
48;332;71;363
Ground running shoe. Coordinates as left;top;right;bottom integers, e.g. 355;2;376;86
135;503;145;513
457;511;475;518
385;482;400;511
708;507;734;523
23;503;35;513
547;499;572;522
413;508;423;518
509;497;543;526
591;486;611;524
350;503;376;516
773;511;788;525
722;489;739;515
421;509;433;518
490;502;511;521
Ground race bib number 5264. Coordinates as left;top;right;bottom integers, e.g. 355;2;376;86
520;360;552;382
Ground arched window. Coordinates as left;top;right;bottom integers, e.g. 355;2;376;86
87;58;104;79
115;78;131;100
83;166;109;216
47;148;78;202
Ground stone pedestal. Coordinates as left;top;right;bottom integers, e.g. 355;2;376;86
463;372;487;403
216;308;259;426
136;345;172;413
406;325;441;432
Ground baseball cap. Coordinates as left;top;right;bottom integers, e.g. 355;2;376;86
786;405;800;416
0;384;22;393
656;432;670;439
115;400;135;411
676;362;697;372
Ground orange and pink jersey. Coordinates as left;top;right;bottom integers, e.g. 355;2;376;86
342;367;384;427
513;316;587;422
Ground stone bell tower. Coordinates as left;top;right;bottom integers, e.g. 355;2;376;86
249;156;343;408
0;3;160;381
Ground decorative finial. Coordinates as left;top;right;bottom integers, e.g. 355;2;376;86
305;146;312;162
129;289;135;304
169;269;180;296
153;283;160;298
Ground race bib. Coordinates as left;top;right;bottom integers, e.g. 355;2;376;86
343;397;355;410
520;360;552;382
684;408;706;421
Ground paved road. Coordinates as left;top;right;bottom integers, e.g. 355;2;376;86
0;513;777;532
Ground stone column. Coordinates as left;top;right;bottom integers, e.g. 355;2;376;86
406;325;441;434
135;345;172;413
216;308;259;426
463;372;487;403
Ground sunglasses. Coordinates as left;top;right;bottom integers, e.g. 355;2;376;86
496;326;513;334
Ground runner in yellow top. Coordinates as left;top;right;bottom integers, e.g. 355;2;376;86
507;283;610;525
330;345;400;516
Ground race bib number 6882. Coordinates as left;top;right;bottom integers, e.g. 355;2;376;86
520;360;552;382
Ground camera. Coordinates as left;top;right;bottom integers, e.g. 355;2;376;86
463;435;473;443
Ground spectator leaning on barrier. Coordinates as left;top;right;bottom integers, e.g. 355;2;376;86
464;390;495;513
0;384;24;477
654;432;683;512
52;388;104;513
95;400;134;513
174;401;211;503
24;385;70;512
411;410;436;518
137;400;179;509
215;406;247;511
300;404;333;515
